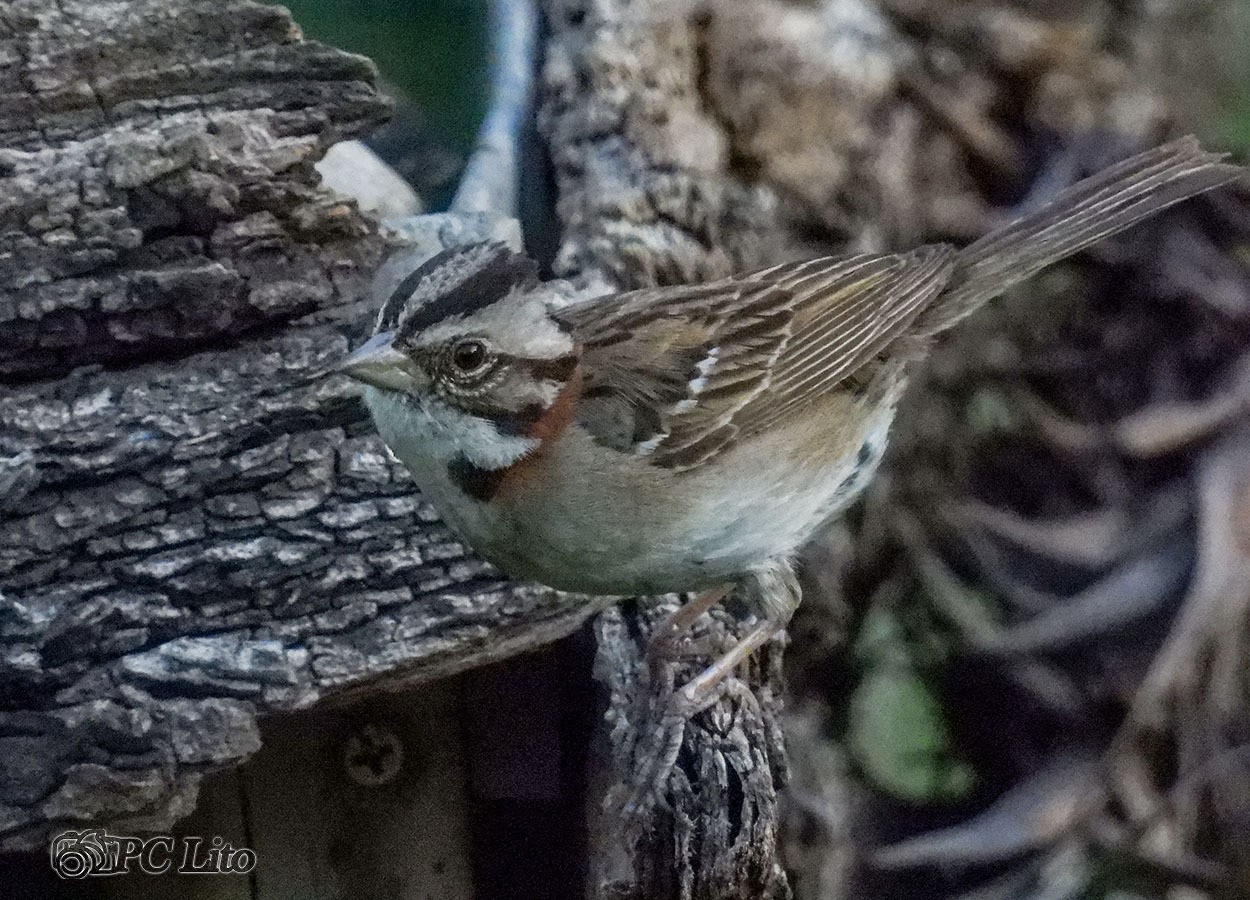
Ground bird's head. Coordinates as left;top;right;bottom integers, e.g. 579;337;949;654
338;243;582;471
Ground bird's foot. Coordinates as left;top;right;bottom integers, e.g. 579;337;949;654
620;678;721;819
644;586;732;685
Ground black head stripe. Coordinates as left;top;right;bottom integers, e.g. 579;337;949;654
523;354;579;384
378;247;459;331
383;242;539;341
490;353;578;386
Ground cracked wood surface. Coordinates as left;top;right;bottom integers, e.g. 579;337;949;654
0;0;600;853
0;0;385;382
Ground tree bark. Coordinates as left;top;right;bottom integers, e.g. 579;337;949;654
0;0;602;853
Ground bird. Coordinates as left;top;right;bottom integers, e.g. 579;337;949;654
337;137;1242;722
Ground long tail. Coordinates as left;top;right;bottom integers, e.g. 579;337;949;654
911;136;1243;337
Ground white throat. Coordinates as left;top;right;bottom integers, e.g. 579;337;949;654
362;386;537;472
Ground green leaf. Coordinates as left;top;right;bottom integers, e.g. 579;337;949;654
848;666;977;803
966;386;1020;434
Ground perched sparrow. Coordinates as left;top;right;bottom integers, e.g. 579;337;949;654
340;138;1241;716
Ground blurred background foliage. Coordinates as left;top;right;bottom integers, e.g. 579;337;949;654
1226;77;1250;152
277;0;1250;201
277;0;491;209
1215;0;1250;151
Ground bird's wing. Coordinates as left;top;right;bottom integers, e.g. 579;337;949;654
556;246;956;471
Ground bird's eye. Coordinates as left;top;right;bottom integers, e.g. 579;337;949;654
451;339;489;374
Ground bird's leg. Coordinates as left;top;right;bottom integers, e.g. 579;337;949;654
625;562;800;815
667;561;799;717
645;583;733;683
664;612;790;720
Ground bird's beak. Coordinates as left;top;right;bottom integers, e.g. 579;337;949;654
336;331;423;393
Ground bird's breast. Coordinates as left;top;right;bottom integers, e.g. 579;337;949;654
362;380;903;597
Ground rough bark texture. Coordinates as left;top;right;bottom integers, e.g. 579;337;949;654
0;0;386;381
0;0;601;853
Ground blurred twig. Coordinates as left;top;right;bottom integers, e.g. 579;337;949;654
452;0;539;219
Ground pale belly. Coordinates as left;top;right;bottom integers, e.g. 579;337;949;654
367;385;898;596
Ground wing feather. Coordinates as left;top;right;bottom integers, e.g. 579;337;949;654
744;248;955;432
557;246;956;470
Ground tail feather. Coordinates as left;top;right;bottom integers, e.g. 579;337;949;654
911;136;1244;337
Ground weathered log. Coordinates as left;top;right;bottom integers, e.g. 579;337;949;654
0;0;604;855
